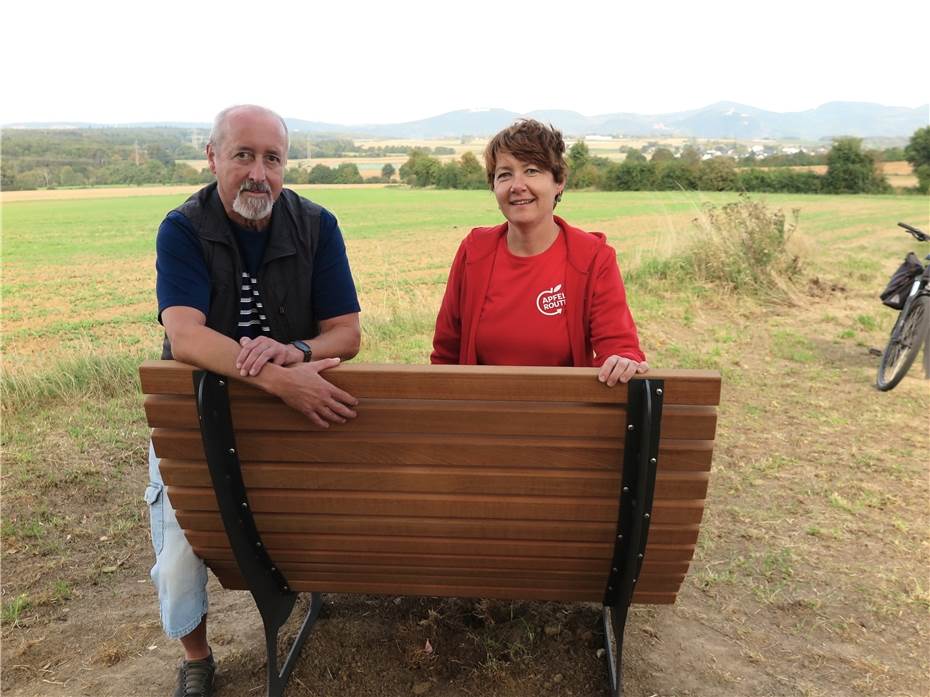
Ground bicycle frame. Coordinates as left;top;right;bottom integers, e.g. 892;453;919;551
876;223;930;391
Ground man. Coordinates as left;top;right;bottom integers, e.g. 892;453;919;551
147;104;361;697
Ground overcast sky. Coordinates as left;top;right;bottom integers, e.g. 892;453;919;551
4;0;928;126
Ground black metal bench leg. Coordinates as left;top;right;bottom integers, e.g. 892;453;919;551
601;378;664;697
194;370;323;697
261;592;323;697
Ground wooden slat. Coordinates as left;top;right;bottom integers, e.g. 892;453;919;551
185;530;696;564
639;543;697;562
140;360;722;406
170;489;616;522
205;568;602;601
169;487;706;524
207;571;667;603
145;394;718;442
652;500;706;525
172;488;706;525
198;551;690;578
159;460;709;499
152;430;715;471
153;429;620;469
276;564;607;584
272;570;684;591
200;549;609;572
176;511;615;541
176;511;703;545
186;530;612;559
206;569;683;603
205;565;687;593
145;395;627;438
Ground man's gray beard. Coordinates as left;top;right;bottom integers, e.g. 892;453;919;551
232;191;274;220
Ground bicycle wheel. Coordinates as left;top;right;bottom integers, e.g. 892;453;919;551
877;295;929;391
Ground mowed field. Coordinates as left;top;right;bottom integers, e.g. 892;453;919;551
2;187;929;697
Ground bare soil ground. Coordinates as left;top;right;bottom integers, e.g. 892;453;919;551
3;286;928;697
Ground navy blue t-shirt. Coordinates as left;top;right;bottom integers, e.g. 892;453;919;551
156;203;361;340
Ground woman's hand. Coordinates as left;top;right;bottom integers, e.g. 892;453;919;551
597;355;649;387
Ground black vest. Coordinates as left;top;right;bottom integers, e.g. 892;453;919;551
161;182;322;359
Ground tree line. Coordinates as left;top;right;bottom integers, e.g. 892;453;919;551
3;126;927;194
399;129;930;195
0;129;450;190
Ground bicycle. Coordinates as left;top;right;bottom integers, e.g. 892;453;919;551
876;222;930;391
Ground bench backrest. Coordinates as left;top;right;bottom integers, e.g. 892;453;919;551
141;361;720;605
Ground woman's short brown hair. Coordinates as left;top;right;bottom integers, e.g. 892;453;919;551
484;119;567;187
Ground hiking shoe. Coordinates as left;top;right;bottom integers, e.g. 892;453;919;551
174;652;215;697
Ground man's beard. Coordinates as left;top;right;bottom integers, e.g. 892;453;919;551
232;180;274;220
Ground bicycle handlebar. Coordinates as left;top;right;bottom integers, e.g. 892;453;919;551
898;222;930;242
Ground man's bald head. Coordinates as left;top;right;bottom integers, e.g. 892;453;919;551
208;105;289;151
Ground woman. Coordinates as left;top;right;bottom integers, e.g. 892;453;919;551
431;119;647;385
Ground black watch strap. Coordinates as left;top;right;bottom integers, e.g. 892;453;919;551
291;340;312;362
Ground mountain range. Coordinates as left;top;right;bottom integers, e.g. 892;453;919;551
6;102;927;140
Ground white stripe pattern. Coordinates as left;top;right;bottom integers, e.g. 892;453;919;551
237;272;271;335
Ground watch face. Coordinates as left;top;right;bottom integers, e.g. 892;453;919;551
293;341;311;361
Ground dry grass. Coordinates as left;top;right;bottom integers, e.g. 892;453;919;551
1;184;203;203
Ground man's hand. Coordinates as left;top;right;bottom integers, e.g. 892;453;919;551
236;336;302;377
597;355;649;387
276;358;359;428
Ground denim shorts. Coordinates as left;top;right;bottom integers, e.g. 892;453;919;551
146;442;209;639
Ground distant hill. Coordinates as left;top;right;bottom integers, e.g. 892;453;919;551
5;102;927;139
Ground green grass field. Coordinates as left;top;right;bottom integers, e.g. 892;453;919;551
2;187;929;696
3;188;927;376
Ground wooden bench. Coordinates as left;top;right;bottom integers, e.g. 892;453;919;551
140;360;721;697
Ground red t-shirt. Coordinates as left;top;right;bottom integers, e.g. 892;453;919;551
474;232;573;366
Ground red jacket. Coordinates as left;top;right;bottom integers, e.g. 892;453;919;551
431;217;645;366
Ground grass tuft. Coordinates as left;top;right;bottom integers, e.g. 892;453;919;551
1;350;153;412
687;194;804;301
1;593;31;626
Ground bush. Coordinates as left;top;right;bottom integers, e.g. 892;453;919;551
905;127;930;194
308;164;336;184
915;164;930;195
399;149;442;187
698;158;738;191
655;161;700;190
285;166;309;185
823;138;890;194
334;163;363;184
686;195;804;301
602;162;654;191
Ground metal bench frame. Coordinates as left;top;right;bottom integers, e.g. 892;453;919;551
193;370;664;697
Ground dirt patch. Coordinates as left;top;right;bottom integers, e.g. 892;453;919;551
806;276;848;297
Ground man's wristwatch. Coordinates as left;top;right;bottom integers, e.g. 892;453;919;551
291;340;312;363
